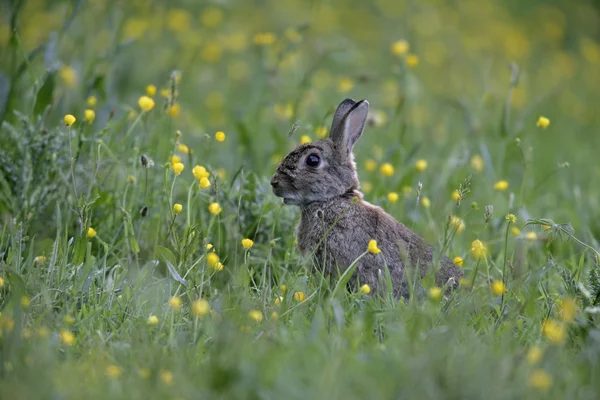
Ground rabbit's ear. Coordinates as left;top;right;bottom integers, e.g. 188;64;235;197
329;98;357;135
331;100;369;159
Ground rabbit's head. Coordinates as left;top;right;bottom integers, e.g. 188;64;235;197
271;98;369;205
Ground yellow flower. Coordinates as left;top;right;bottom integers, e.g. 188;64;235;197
64;114;76;127
542;319;566;344
293;291;307;302
360;284;371;294
206;252;220;268
406;54;419;67
199;177;211;189
338;77;355;93
172;162;184;176
87;96;97;108
527;346;544;365
421;196;431;208
387;192;399;203
451;190;461;201
63;315;75;325
59;329;75;346
248;310;264;322
300;135;311;144
368;239;381;254
146;84;157;96
271;311;279;320
511;226;521;236
415;159;428;172
138;96;155;112
173;203;183;214
160;369;173;385
84;109;95;123
491;280;506;296
364;159;377;172
275;296;283;306
453;256;464;267
20;296;30;308
471;239;488;260
34;255;47;264
160;88;171;98
192;299;210;317
167;103;181;117
177;144;190;154
450;216;465;233
215;131;226;142
170;154;182;166
168;296;182;311
106;365;122;379
0;277;4;287
380;163;394;177
253;32;276;45
37;326;49;338
281;284;287;293
193;165;210;180
208;202;222;215
468;155;484;173
315;126;328;138
201;7;223;28
505;214;517;223
87;227;97;239
241;238;254;249
212;262;224;271
537;116;550;128
59;65;78;87
428;287;442;300
147;315;159;325
493;180;509;191
526;232;538;241
559;297;577;323
528;369;552;392
391;40;409;56
138;368;151;380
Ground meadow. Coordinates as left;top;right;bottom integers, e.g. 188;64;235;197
1;0;600;398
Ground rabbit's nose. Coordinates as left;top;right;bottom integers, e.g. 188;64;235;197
270;176;280;188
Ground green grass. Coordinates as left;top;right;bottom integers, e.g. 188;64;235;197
2;0;600;398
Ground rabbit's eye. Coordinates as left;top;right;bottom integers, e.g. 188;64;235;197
306;154;320;167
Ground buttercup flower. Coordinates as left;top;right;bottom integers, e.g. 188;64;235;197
415;159;428;172
192;299;211;317
215;131;226;142
421;196;431;208
193;165;210;180
206;252;220;268
87;227;97;238
529;369;552;391
429;287;442;300
391;40;409;56
380;163;394;177
406;54;419;67
64;114;76;127
470;155;484;172
248;310;264;322
542;319;566;344
360;284;371;294
241;238;254;249
84;109;95;123
559;297;577;323
300;135;311;144
87;96;97;108
146;84;157;96
199;177;211;189
491;280;506;296
453;256;464;267
505;213;517;223
450;216;465;233
537;116;550;128
172;162;184;176
173;203;183;214
178;144;190;154
451;190;461;201
60;329;75;345
387;192;399;203
294;291;307;302
147;315;159;325
168;296;182;311
527;346;543;364
138;96;155;111
471;240;488;260
494;180;509;191
208;202;222;215
368;239;381;254
106;365;122;379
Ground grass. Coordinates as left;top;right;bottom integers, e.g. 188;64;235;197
2;0;600;398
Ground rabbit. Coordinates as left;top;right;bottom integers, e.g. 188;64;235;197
270;98;463;297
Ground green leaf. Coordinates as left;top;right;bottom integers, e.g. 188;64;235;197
33;71;55;117
155;245;177;267
71;230;87;266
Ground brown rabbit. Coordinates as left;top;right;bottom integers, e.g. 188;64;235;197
271;98;463;297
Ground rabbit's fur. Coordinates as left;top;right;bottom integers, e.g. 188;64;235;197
271;98;463;297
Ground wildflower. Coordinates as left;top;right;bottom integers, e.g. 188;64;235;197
542;319;566;344
87;96;97;108
453;256;464;267
193;165;210;180
64;114;76;127
429;287;442;300
281;284;287;293
173;203;183;214
172;162;184;176
315;126;328;138
470;155;484;172
527;346;543;365
451;190;461;201
160;88;171;98
167;103;181;117
146;84;157;96
402;186;412;197
362;182;373;193
415;159;428;172
63;315;75;325
215;131;226;142
421;196;431;208
559;297;577;323
192;299;210;317
170;154;182;166
526;232;538;241
511;226;521;236
338;77;354;93
208;202;222;215
248;310;264;322
528;369;552;392
406;54;419;67
380;163;394;177
138;96;155;112
87;227;97;239
253;32;276;45
360;284;371;294
493;180;509;191
391;40;409;56
206;252;220;268
20;296;30;308
300;135;311;144
205;243;213;250
471;239;488;260
177;144;190;154
365;159;377;172
138;368;151;380
59;329;75;345
387;192;399;203
505;213;517;223
59;65;78;87
537;116;550;128
168;296;182;311
106;365;122;379
160;369;173;385
199;177;211;189
84;109;95;123
491;280;506;296
294;292;307;302
128;110;137;120
0;277;4;287
275;296;284;306
201;7;224;28
450;216;465;233
271;311;279;320
241;238;254;249
34;255;47;264
368;239;381;254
